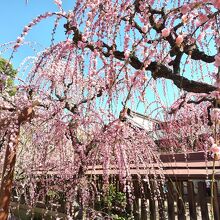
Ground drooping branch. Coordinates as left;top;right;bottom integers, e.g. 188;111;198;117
64;24;217;94
134;0;216;64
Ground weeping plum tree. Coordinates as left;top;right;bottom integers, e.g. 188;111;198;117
1;0;220;218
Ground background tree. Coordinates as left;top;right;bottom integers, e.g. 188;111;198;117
0;57;17;95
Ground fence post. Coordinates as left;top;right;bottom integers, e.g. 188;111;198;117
141;179;148;220
132;175;141;220
176;181;186;220
125;182;132;216
149;181;157;220
187;181;197;220
143;180;156;220
198;181;209;220
213;182;220;220
158;181;166;220
167;181;175;220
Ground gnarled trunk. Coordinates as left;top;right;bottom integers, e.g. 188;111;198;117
0;126;20;220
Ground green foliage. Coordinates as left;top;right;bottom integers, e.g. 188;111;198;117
46;190;59;199
104;184;126;210
0;57;17;95
0;58;17;78
95;184;132;219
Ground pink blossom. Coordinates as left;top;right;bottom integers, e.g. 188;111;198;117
139;4;145;11
214;80;220;88
54;0;62;6
209;137;215;145
88;12;92;18
86;21;91;27
181;5;190;14
197;32;205;42
175;35;184;46
14;37;23;50
214;54;220;67
182;15;188;24
124;50;130;59
199;14;208;23
77;41;85;48
213;0;220;9
96;41;103;47
216;38;220;47
210;144;220;159
161;28;170;38
16;37;23;44
210;108;220;121
66;30;73;35
142;25;148;33
211;91;220;99
23;26;30;33
81;35;87;42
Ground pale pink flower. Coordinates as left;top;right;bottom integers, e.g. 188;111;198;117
210;144;220;159
213;0;220;9
182;15;188;24
139;4;145;11
216;38;220;47
81;35;87;42
210;108;220;121
199;14;208;23
23;26;30;33
66;30;73;35
86;21;91;27
88;12;92;18
96;41;103;47
175;35;184;46
77;41;85;48
181;5;190;14
124;50;130;59
214;54;220;67
209;137;215;145
54;0;62;6
16;37;23;44
8;142;14;149
214;80;220;88
210;144;220;152
14;37;23;50
142;25;148;33
211;91;220;99
161;28;170;38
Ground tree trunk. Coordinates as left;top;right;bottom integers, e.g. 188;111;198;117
0;125;20;220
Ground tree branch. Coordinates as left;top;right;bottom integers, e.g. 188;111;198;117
64;24;217;94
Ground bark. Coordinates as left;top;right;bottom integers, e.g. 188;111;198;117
0;107;34;220
0;127;19;220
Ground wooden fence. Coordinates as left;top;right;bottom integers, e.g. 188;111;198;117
88;152;220;219
10;151;220;219
117;178;220;220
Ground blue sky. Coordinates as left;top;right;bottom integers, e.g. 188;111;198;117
1;0;214;117
0;0;175;116
0;0;73;68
